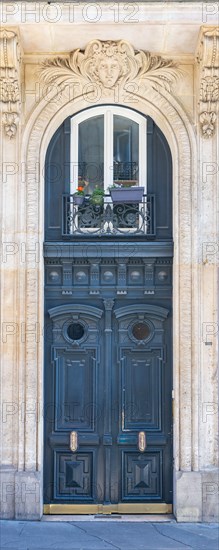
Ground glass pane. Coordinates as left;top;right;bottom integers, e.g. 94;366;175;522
67;322;85;341
113;115;139;185
132;322;150;341
78;115;104;194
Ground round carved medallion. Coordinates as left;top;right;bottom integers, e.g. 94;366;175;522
130;270;141;282
103;270;114;281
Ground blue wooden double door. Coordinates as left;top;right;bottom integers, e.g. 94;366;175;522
44;110;173;513
44;261;173;513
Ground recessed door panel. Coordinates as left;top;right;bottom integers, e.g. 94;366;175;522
122;450;162;501
121;351;162;431
55;450;98;501
55;350;97;431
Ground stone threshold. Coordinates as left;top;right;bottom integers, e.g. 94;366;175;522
42;514;175;522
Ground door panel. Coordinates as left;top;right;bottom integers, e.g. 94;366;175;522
120;350;162;431
44;305;104;506
112;305;171;506
55;450;98;501
122;450;162;500
55;349;98;431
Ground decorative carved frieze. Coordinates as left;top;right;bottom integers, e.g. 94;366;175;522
41;39;182;94
196;27;219;138
0;29;21;138
45;256;172;300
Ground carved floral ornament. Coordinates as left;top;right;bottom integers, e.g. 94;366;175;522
197;27;219;138
0;29;21;138
40;39;182;95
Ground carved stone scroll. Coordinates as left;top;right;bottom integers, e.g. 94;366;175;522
0;29;21;138
196;27;219;138
41;39;182;95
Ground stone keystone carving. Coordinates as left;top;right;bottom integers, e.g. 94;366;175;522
197;27;219;138
41;39;182;94
0;29;21;138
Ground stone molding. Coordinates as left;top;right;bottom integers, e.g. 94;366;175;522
18;85;200;518
196;27;219;138
41;39;183;93
0;28;21;138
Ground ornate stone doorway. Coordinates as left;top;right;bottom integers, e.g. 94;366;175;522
6;34;215;521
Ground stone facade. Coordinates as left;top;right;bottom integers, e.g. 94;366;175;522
0;2;218;521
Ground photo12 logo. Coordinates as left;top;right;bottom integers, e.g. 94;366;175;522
202;2;219;23
0;2;140;24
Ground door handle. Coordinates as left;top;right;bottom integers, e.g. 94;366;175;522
70;431;78;452
138;431;146;452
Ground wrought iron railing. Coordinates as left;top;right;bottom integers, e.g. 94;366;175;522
62;194;156;237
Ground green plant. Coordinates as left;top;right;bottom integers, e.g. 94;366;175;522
91;186;104;206
91;186;104;196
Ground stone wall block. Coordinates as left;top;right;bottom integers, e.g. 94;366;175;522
0;468;16;519
174;471;202;522
14;471;43;520
201;470;219;522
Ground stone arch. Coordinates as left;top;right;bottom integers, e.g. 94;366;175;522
19;84;198;514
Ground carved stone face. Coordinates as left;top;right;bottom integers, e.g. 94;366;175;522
96;57;121;88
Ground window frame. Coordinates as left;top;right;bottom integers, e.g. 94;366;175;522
70;106;147;195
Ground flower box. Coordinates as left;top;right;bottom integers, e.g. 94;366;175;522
73;194;84;206
110;186;144;203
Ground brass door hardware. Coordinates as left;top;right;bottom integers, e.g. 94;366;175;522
70;431;78;452
138;431;146;452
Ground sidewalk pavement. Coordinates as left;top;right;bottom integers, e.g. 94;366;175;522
0;518;218;550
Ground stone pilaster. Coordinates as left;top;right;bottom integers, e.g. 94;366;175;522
197;26;218;523
0;28;22;518
174;27;219;523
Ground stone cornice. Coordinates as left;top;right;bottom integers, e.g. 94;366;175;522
196;27;219;138
0;28;21;138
